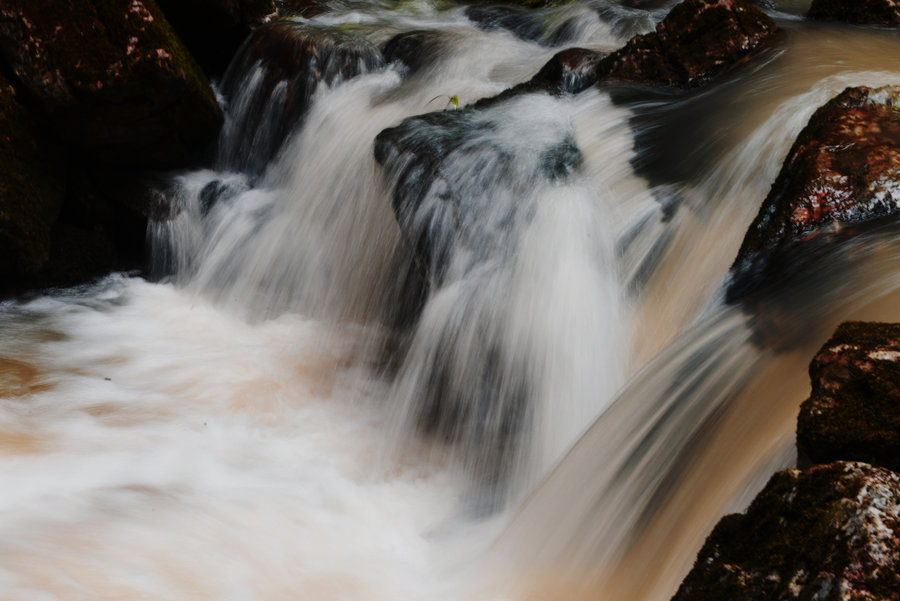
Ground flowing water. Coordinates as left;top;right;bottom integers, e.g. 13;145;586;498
3;2;900;600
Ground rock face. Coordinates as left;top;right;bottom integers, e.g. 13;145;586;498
596;0;778;88
0;74;65;277
217;21;384;175
797;322;900;472
0;0;223;168
808;0;900;26
727;86;900;302
155;0;277;76
672;461;900;601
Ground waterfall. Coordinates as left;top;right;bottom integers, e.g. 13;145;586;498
3;3;900;601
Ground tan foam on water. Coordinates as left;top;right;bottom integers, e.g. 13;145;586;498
0;357;53;398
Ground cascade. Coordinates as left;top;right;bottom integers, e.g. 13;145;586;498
2;2;900;601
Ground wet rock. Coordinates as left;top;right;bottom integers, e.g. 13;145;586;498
672;461;900;601
469;47;605;110
597;0;778;88
727;86;900;302
808;0;900;27
374;102;581;282
531;47;605;94
797;322;900;472
0;73;65;279
464;5;545;42
156;0;277;76
382;30;444;75
0;0;223;169
217;21;384;175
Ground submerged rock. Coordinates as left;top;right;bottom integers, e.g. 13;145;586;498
374;101;581;282
808;0;900;27
0;74;65;278
672;461;900;601
727;85;900;302
596;0;778;88
798;322;900;472
382;30;445;76
217;21;384;175
156;0;277;76
464;5;545;42
0;0;223;169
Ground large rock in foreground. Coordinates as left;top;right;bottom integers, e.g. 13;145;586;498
808;0;900;26
0;0;223;168
798;322;900;472
596;0;778;88
673;461;900;601
0;74;65;278
727;85;900;302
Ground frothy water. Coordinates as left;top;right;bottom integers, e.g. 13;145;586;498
4;4;900;601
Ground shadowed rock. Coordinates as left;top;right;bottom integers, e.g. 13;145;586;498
597;0;778;88
0;74;65;278
809;0;900;27
672;461;900;601
727;85;900;303
0;0;223;169
156;0;277;76
798;322;900;472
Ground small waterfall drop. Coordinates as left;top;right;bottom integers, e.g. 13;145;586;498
3;4;900;601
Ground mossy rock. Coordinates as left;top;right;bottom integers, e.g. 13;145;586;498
727;85;900;302
797;322;900;471
0;73;65;279
673;461;900;601
808;0;900;26
597;0;778;88
0;0;223;168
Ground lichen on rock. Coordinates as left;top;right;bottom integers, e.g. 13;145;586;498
0;0;223;168
727;85;900;303
596;0;779;89
797;322;900;472
672;461;900;601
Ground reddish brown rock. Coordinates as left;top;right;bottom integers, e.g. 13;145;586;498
797;322;900;472
0;0;223;169
597;0;778;88
809;0;900;27
672;461;900;601
0;73;65;278
727;86;900;302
